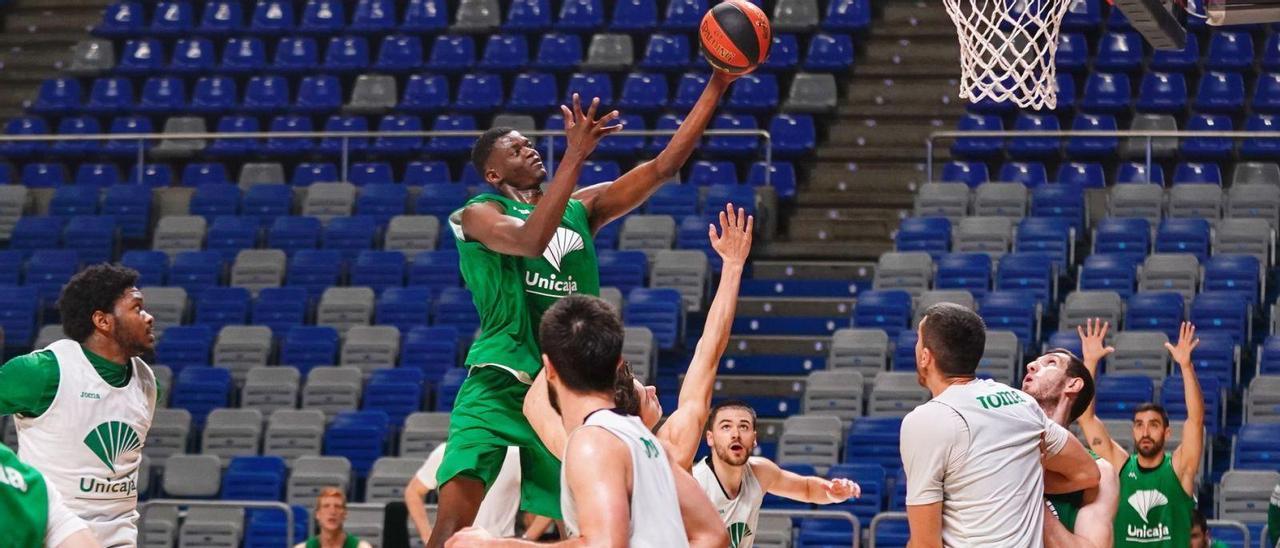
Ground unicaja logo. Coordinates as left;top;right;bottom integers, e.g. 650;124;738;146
727;522;753;548
83;421;141;474
542;227;584;272
1126;490;1171;541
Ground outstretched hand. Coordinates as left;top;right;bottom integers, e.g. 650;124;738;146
560;93;622;156
825;478;861;502
708;203;753;266
1076;318;1115;375
1164;321;1200;368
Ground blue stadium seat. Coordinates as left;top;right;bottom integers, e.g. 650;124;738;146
688;160;738;187
1191;291;1249;346
355;184;406;225
1206;31;1254;71
263;115;313;156
1141;72;1187;113
104;116;154;158
356;0;400;33
565;72;613;105
1150;33;1198;72
639;34;690;71
617;72;668;113
661;0;705;31
728;74;779;113
20;163;68;189
31;78;82;116
300;0;345;34
1095;375;1155;418
0;116;48;157
269;216;322;257
273;37;318;73
1079;254;1136;299
1093;217;1150;262
894;217;950;259
1254;336;1280;375
1162;375;1222;433
852;289;911;339
242;75;289;114
190;183;239;221
1066;113;1118;158
894;330;918;371
435;287;481;334
645;185;699;217
1190;332;1238;389
1233;423;1280;470
1172;162;1222;185
579;161;619;186
610;0;657;31
96;1;145;37
1014;217;1073;270
804;33;855;72
761;34;800;72
935;253;991;298
435;368;467;410
0;252;20;288
198;0;243;35
704;185;756;215
50;117;103;157
157;326;214;371
205;216;258;263
426;115;476;157
951;114;1003;158
362;369;424;427
980;291;1040;350
825;0;871;30
941;161;988;187
171;366;230;427
556;0;604;31
242;184;293;227
317;115;370;154
63;216;117;264
408;251;460;291
281;326;339;374
207;115;260;157
1081;72;1131;114
170;37;216;74
1154;218;1211;262
403;161;451;185
221;41;265;75
769;114;817;158
249;0;295;35
103;186;153;240
398;73;450;114
1094;31;1143;72
286;249;343;299
1242;113;1280;158
1195;71;1247;114
86;77;135;115
323;36;369;72
844;416;904;473
182;162;231;186
1181;115;1234;161
597;250;648;294
222;456;286;502
49;185;99;218
322;216;377;261
194;286;250;331
0;286;37;351
596;114;647;157
190;75;237;114
427;35;475;72
374;34;422;72
377;287;432;337
478;34;529;72
503;0;551;32
625;288;684;349
455;73;504;113
704;113;759;157
1056;33;1088;73
414;183;468;220
1125;292;1185;339
350;250;407;295
121;250;168;286
252;287;308;337
324;410;389;478
1116;162;1164;184
1202;254;1260;306
1031;180;1086;232
117;38;165;75
1062;0;1103;30
75;165;119;189
169;251;223;299
371;115;423;155
1264;33;1280;71
1252;72;1280;113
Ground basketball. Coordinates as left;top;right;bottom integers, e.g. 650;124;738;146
699;0;772;75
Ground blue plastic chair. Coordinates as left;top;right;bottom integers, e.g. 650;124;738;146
1150;33;1198;72
0;116;49;158
189;183;239;221
1137;72;1189;114
1242;114;1280;158
1116;162;1164;184
402;161;451;185
103;186;152;240
356;0;400;33
997;252;1056;306
1055;162;1105;188
1202;254;1260;306
269;216;323;258
1081;72;1131;113
300;0;345;34
661;0;705;31
454;73;504;113
805;32;855;71
374;34;422;72
852;289;912;339
1206;31;1254;71
135;77;185;116
222;456;287;502
322;216;378;261
624;288;684;349
425;115;476;157
262;115;313;155
169;251;223;299
362;369;423;426
1094;31;1143;72
190;75;237;114
31;78;82;116
170;37;216;74
280;327;340;374
398;73;449;114
50;117;103;157
1191;291;1249;346
96;1;145;37
671;72;710;111
1095;375;1155;418
478;34;529;72
242;75;289;114
182;162;230;186
761;34;800;72
824;0;871;30
289;161;336;186
1125;292;1185;339
895;217;951;259
934;253;991;298
597;250;648;293
747;161;797;199
207;115;260;158
1194;71;1246;114
205;216;258;263
0;286;38;351
951;114;1003;158
638;34;690;71
117;38;165;75
1181;115;1234;160
121;250;168;286
348;162;394;186
1189;332;1238;390
502;0;551;32
427;35;475;72
940;161;988;187
1078;254;1138;299
317;115;369;154
324;410;390;478
1255;72;1280;116
323;36;369;72
595;114;646;157
979;291;1039;351
63;216;117;264
728;74;779;113
156;326;214;371
355;184;407;226
198;0;243;35
286;249;343;300
556;0;604;31
1172;162;1222;185
1055;33;1088;73
1162;374;1223;433
86;77;135;114
194;286;250;331
1154;218;1211;262
249;0;295;35
408;251;460;290
350;250;405;294
435;287;481;335
377;288;433;336
704;113;759;157
170;367;232;427
1065;113;1117;158
247;287;304;338
273;36;318;73
610;0;657;31
1015;217;1073;269
1093;217;1150;262
1231;424;1280;470
371;115;423;155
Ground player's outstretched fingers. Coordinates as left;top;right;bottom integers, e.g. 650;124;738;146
572;93;583;121
745;214;754;235
560;104;574;128
586;96;600;121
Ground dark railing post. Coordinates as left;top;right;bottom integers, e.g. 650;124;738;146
1145;136;1154;181
925;138;935;182
341;136;350;183
136;137;145;184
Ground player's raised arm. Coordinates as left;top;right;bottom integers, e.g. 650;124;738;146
1166;321;1205;496
1074;319;1128;470
659;204;753;469
460;95;621;258
574;72;737;233
445;429;631;548
751;456;861;504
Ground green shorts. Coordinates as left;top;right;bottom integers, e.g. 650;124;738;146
436;366;562;519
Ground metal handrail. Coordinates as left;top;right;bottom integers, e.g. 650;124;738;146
141;498;295;548
924;128;1280;182
759;508;862;548
867;511;906;548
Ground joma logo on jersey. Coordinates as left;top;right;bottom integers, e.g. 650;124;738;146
83;421;142;474
80;391;100;400
975;390;1027;410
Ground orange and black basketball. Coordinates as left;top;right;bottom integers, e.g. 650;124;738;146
699;0;772;75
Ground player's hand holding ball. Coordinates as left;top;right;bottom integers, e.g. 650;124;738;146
824;478;861;502
699;0;772;82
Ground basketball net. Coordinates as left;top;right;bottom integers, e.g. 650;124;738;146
943;0;1074;110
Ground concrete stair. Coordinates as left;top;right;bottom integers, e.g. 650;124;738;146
0;0;105;119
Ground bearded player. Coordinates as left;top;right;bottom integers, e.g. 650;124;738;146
432;68;741;547
1078;321;1205;548
1020;321;1119;548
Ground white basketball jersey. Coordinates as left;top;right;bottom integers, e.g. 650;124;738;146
15;339;157;548
692;457;765;548
561;409;689;547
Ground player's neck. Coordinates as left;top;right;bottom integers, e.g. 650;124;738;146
1038;397;1073;427
318;529;346;547
710;455;747;498
81;335;129;366
1136;450;1165;468
559;392;619;432
503;185;543;205
926;374;976;397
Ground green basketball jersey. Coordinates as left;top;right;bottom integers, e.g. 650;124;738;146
451;194;600;381
1115;453;1194;547
1047;448;1101;532
0;443;50;547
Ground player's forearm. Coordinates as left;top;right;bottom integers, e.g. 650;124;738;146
516;148;590;253
1045;439;1101;493
678;261;743;410
1078;413;1121;467
1178;359;1206;425
653;76;731;179
405;492;432;543
800;476;834;504
524;371;568;459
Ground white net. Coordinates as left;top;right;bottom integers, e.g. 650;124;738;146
943;0;1074;110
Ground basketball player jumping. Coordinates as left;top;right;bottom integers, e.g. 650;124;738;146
446;296;728;547
433;69;740;547
1078;321;1205;547
0;264;158;547
1019;325;1119;548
